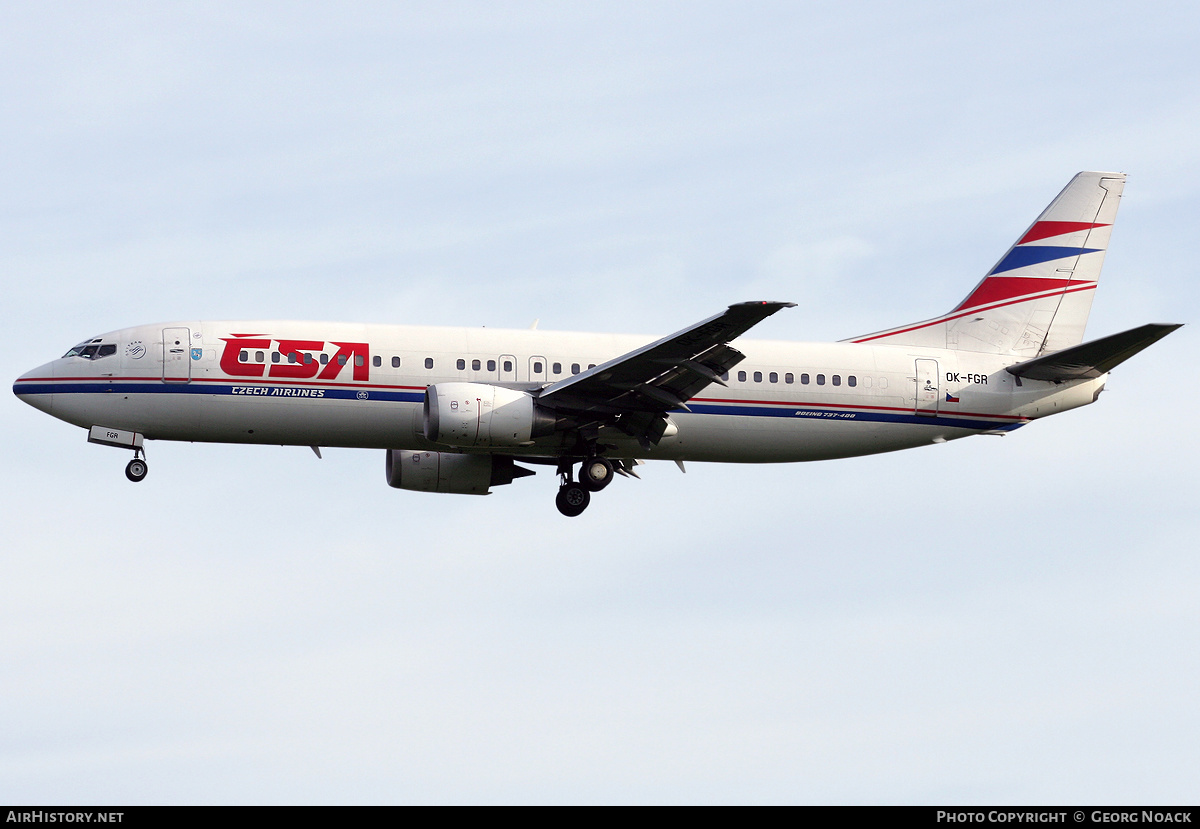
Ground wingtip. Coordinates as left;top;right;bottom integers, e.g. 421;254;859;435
731;300;797;310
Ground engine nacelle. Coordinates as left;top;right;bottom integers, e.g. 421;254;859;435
423;382;556;448
385;450;533;495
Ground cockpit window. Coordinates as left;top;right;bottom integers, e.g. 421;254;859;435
62;338;116;359
62;339;99;358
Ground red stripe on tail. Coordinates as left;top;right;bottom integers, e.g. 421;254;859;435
1018;221;1110;245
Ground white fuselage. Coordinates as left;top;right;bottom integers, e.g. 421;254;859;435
14;320;1106;463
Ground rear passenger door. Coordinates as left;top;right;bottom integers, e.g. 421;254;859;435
914;358;939;415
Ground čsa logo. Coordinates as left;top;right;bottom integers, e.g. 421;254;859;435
220;336;370;381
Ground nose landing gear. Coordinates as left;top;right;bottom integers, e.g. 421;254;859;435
124;449;148;483
87;426;149;483
125;458;147;482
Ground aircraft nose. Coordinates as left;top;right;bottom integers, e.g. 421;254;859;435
13;361;56;415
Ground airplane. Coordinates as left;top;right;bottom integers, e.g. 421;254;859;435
13;171;1182;516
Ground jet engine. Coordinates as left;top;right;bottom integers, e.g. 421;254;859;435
385;449;534;495
423;382;556;448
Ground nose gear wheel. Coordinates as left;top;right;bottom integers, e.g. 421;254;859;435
125;458;148;482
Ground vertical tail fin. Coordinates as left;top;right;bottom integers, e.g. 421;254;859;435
848;171;1126;355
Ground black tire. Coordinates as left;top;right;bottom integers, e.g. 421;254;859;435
555;483;590;517
125;458;148;483
579;456;614;492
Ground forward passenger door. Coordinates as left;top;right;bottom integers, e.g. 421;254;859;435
162;327;191;383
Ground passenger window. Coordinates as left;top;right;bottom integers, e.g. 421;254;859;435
848;375;856;387
588;364;595;369
457;359;466;370
552;362;561;374
738;371;747;382
503;360;513;372
571;363;580;374
472;359;481;371
753;371;762;382
721;372;729;381
373;356;381;367
487;360;497;371
392;356;401;368
769;372;778;383
355;355;364;367
424;357;433;369
832;375;841;386
272;352;281;363
817;374;825;385
287;352;297;364
801;373;810;384
785;373;794;384
533;361;543;373
256;351;265;363
337;354;346;365
239;350;249;362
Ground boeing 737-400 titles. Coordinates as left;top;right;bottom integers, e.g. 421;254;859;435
14;172;1182;515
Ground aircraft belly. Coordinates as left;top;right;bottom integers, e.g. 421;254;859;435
180;395;424;447
658;413;947;462
54;389;424;448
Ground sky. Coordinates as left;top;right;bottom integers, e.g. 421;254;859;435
2;1;1197;805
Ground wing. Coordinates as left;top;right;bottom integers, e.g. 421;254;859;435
537;301;795;448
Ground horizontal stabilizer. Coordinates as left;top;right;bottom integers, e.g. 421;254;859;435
1006;323;1182;381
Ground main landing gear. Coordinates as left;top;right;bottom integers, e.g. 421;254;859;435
579;456;614;491
555;455;620;517
555;481;590;517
